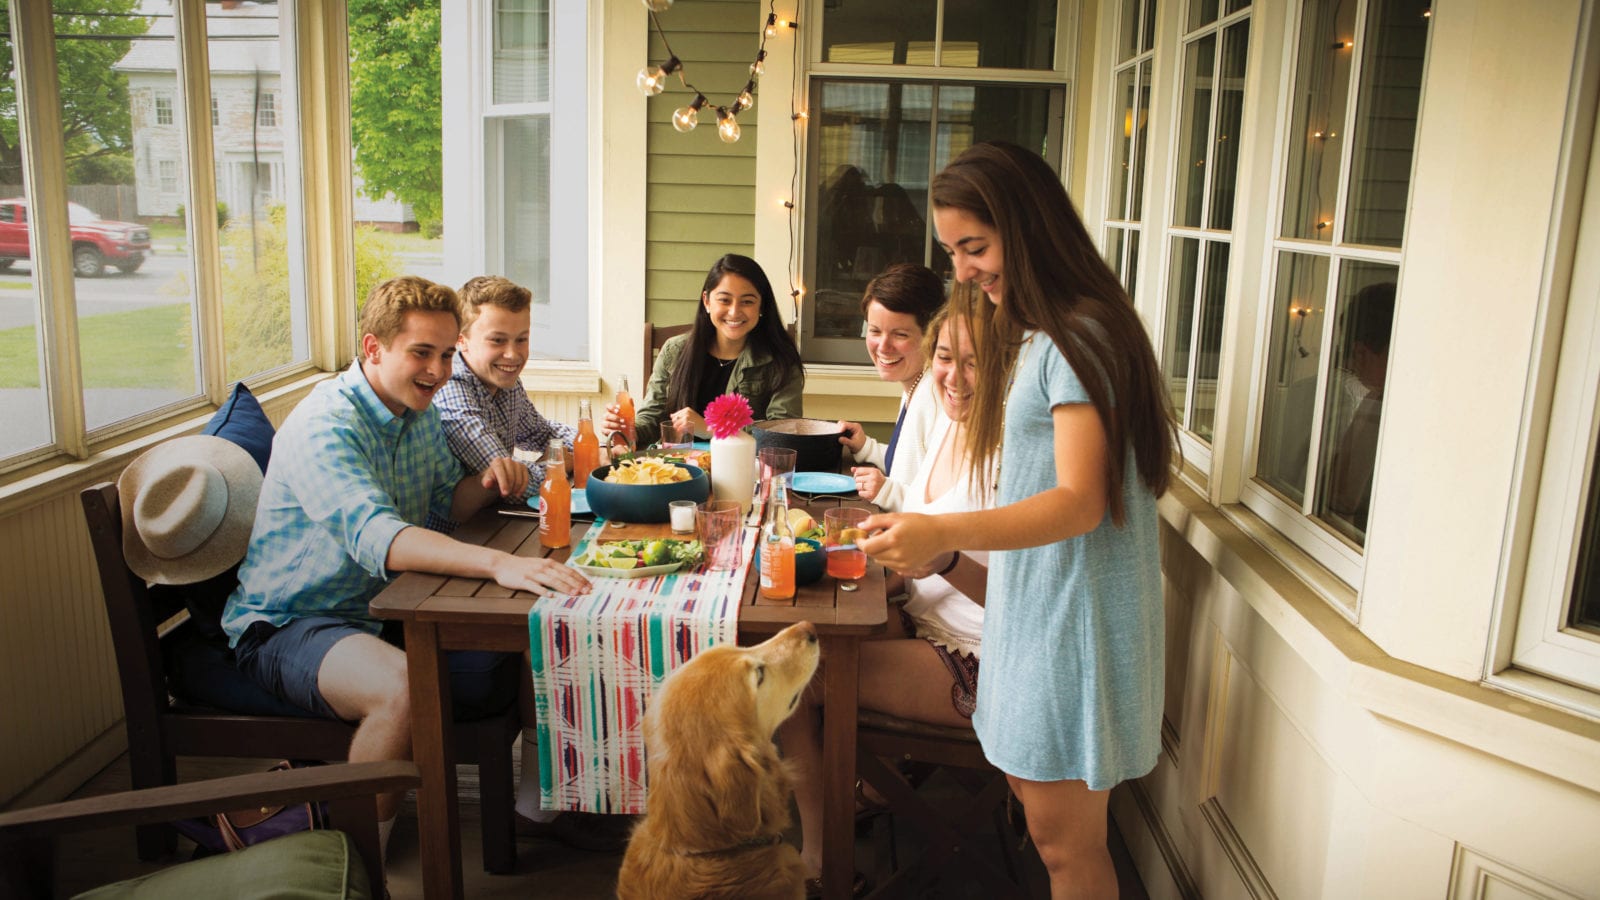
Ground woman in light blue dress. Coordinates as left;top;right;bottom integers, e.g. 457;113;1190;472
861;141;1178;899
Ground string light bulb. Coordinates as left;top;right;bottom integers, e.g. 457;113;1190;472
641;0;673;10
751;50;766;77
717;107;741;143
636;56;679;96
672;94;707;132
735;81;756;114
764;12;777;37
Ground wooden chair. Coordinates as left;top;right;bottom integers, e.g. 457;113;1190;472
855;713;1031;898
0;760;418;900
642;321;693;381
80;483;521;874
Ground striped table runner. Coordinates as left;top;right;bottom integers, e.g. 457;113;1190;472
527;520;756;814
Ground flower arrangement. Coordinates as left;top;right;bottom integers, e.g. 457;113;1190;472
703;393;753;440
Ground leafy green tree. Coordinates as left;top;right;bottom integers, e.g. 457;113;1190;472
348;0;442;234
217;206;399;382
0;1;146;185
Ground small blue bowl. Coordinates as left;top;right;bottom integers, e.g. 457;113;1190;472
583;462;709;524
757;536;826;587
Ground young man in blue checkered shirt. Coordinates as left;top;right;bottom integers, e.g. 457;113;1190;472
434;276;576;500
221;276;592;857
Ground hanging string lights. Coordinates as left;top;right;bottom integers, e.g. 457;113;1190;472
636;0;794;143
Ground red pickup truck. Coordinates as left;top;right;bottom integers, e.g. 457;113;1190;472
0;198;153;277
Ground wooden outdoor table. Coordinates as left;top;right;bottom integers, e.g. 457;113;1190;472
369;495;886;900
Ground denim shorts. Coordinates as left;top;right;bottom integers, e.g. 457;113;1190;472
235;615;519;722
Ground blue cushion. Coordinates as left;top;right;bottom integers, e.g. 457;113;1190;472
203;382;274;473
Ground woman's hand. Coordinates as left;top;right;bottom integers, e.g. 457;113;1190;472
852;465;887;501
601;403;625;435
858;511;947;572
837;420;867;454
669;407;707;439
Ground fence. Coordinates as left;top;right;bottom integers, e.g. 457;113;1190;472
0;185;142;222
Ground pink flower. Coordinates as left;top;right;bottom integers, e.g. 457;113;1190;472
703;393;754;440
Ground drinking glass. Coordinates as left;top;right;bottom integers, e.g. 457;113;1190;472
697;500;745;571
659;421;692;453
757;447;797;503
823;507;870;581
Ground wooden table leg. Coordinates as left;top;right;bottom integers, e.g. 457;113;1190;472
406;621;462;900
820;634;860;900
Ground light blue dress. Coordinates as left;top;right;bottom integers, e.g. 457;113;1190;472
970;332;1164;789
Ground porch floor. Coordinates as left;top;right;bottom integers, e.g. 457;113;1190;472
48;752;1149;898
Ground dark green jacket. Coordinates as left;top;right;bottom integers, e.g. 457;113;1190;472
634;333;805;446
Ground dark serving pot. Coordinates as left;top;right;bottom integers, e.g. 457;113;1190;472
752;418;845;473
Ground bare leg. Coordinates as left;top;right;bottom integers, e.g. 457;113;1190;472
1006;775;1115;900
317;632;413;821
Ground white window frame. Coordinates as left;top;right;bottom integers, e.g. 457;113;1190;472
1152;1;1254;479
158;158;179;194
1494;74;1600;702
441;0;590;366
791;0;1078;365
257;90;277;127
155;92;174;125
0;0;341;487
210;94;219;125
1102;0;1157;298
1236;0;1426;594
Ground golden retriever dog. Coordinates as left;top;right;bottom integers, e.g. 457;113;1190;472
617;621;820;900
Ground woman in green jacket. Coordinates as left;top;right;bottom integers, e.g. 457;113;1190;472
607;254;805;446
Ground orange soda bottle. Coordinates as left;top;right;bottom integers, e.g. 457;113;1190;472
759;476;796;600
538;439;571;549
572;399;599;489
615;374;637;452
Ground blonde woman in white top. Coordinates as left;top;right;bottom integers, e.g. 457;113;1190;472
783;305;990;896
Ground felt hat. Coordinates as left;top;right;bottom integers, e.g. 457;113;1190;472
118;435;263;585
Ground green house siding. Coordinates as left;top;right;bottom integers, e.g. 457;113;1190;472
645;0;761;327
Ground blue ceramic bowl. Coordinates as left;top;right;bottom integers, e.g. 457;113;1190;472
583;462;709;524
758;536;826;587
794;536;826;586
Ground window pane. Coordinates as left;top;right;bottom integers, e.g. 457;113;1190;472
494;0;549;105
1256;251;1329;505
1131;60;1153;219
1117;0;1142;63
1209;19;1248;230
1280;0;1354;242
502;117;572;359
1125;227;1143;301
1313;263;1395;545
1189;0;1219;32
1569;445;1600;635
1172;35;1216;229
1191;241;1229;441
65;1;199;431
814;81;934;337
1342;0;1427;247
823;0;937;65
1108;66;1137;220
942;0;1056;70
0;22;48;460
1163;236;1200;425
935;84;1059;171
1226;0;1250;12
207;2;310;383
1103;227;1125;276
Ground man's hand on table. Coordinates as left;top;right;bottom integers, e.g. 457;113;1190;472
483;456;531;499
494;555;591;596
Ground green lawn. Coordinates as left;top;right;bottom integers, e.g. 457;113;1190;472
361;227;441;255
0;303;192;389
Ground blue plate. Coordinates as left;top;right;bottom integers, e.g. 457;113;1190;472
527;488;591;516
791;471;856;496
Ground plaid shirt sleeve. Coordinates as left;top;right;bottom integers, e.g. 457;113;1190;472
436;372;515;477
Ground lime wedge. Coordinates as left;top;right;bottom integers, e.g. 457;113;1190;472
604;558;640;570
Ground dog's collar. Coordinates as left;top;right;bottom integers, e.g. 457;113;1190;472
673;832;784;857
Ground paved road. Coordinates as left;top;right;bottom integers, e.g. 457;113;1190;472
0;249;444;331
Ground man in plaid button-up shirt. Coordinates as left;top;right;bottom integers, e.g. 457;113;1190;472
435;276;576;498
222;277;590;844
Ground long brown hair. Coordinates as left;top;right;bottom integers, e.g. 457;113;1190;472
932;141;1176;524
665;254;803;413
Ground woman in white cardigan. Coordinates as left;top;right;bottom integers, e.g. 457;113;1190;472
836;263;947;511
